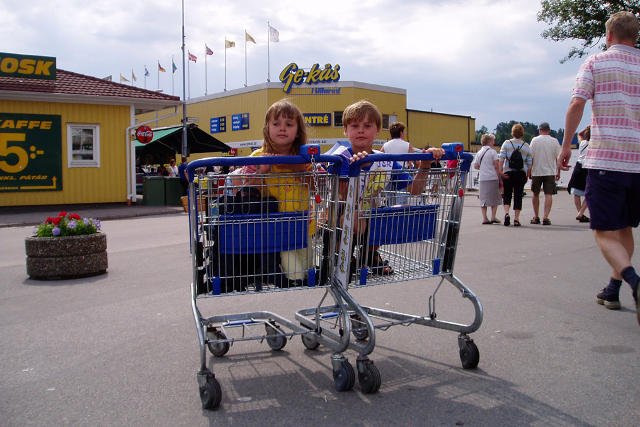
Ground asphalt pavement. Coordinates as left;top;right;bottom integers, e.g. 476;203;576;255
1;191;639;426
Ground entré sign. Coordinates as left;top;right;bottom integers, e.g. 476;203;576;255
279;63;340;93
0;52;56;80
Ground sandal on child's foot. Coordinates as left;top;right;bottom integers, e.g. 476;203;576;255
367;250;394;275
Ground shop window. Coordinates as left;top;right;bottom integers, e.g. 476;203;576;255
333;111;343;127
67;124;100;167
382;114;398;130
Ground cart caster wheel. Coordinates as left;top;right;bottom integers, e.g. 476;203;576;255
350;314;369;341
265;323;287;351
198;370;221;410
357;360;381;394
459;340;480;369
333;359;356;392
206;327;230;357
301;331;320;350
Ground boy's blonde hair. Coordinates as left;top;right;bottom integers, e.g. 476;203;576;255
262;99;308;154
342;100;382;130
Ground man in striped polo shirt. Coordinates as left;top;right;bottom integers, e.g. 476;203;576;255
558;11;640;325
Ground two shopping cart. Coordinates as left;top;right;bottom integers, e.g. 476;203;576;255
186;143;482;410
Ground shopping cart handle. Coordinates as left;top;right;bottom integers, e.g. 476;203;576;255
348;147;473;176
186;145;343;180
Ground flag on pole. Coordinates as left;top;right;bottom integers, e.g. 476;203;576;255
144;66;150;77
225;39;235;48
188;51;197;62
245;31;256;44
131;69;137;82
269;25;279;42
158;62;166;72
172;59;178;73
119;73;129;83
205;44;213;55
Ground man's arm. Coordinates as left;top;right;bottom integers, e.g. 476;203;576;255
558;97;587;170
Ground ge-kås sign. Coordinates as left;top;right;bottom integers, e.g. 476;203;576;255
279;63;340;93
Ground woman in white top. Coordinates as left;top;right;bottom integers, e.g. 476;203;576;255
567;125;590;222
473;133;503;224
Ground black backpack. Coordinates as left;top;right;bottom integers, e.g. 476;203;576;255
508;140;524;171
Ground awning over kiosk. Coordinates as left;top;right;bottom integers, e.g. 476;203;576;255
135;124;231;162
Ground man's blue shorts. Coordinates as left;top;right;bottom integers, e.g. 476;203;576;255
586;169;640;231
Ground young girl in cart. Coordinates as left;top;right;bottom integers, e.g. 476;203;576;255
245;99;318;285
330;100;444;275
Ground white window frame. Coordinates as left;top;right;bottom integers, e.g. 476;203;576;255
67;124;100;167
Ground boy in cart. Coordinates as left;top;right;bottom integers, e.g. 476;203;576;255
330;99;444;275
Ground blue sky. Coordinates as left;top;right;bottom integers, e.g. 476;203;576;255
2;0;595;132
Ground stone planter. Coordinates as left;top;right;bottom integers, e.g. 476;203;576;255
25;233;108;280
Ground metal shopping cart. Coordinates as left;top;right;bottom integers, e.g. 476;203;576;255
186;146;379;409
297;143;483;392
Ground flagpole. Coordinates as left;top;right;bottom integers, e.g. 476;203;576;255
181;0;187;159
224;39;227;91
157;61;160;90
187;53;191;99
171;56;175;96
244;30;248;87
267;21;271;82
205;49;208;95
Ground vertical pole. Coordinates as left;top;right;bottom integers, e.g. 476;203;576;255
205;51;208;95
181;0;188;159
267;21;270;82
171;56;175;96
244;31;248;87
224;40;227;91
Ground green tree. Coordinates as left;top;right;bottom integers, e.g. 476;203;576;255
493;121;564;145
537;1;640;62
474;125;488;144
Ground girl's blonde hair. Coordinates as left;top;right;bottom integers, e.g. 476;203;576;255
262;99;307;154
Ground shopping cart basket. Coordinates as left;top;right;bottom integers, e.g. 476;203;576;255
297;143;483;393
186;146;378;409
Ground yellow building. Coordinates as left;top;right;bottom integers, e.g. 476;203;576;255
140;63;474;157
0;52;181;207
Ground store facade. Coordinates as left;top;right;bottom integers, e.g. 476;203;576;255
139;62;475;157
0;52;182;207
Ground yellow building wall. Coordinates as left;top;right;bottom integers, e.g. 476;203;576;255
407;110;475;151
1;100;129;206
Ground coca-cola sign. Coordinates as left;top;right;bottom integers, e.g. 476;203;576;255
135;125;153;144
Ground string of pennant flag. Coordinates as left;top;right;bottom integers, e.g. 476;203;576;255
106;24;280;96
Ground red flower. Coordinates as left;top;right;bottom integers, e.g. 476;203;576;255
51;216;62;225
58;211;67;218
69;213;81;220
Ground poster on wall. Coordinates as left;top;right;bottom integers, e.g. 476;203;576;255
0;113;62;192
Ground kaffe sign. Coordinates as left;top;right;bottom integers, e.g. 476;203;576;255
0;113;62;192
0;52;56;80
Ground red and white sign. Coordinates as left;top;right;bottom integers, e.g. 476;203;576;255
135;125;153;144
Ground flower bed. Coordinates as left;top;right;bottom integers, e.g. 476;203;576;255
26;211;108;280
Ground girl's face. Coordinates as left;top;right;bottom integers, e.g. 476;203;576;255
268;114;298;152
344;116;378;153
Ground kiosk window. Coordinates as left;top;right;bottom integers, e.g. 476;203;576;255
382;114;398;130
68;124;100;167
333;111;343;127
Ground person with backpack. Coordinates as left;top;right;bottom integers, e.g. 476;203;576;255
499;123;532;227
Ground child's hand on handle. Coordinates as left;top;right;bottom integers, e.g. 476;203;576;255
417;147;444;169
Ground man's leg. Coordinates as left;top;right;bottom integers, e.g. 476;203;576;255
543;193;553;220
531;192;540;219
594;227;634;276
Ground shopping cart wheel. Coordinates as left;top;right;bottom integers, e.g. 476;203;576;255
265;323;287;351
459;339;480;370
197;369;221;410
206;327;230;357
301;331;320;350
350;313;369;341
333;359;355;392
357;359;381;394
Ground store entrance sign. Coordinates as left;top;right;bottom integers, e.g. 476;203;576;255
0;113;62;192
279;63;340;93
0;52;56;80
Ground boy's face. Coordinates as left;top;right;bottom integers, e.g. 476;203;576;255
344;115;378;152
